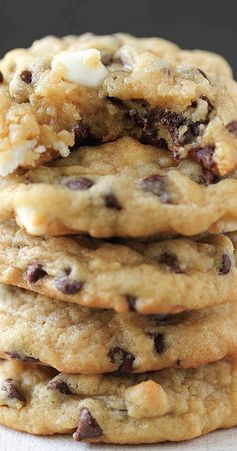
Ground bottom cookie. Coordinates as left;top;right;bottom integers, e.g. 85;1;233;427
0;359;237;443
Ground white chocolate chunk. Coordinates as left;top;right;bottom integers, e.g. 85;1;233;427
125;380;170;419
52;49;109;87
0;140;38;176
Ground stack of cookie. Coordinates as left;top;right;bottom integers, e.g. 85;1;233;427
0;33;237;444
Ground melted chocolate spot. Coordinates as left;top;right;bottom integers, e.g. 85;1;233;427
104;193;122;210
1;379;26;403
189;145;216;171
0;71;4;83
200;169;220;186
47;380;71;395
20;70;32;84
6;352;39;363
26;263;47;284
74;408;102;441
107;96;124;108
141;175;172;204
158;253;183;274
55;277;83;295
226;121;237;136
148;332;166;354
108;347;135;372
126;295;137;312
63;177;94;191
219;254;231;275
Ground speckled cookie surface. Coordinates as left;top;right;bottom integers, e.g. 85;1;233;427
0;33;236;176
0;222;236;314
1;284;237;374
2;138;237;237
0;359;237;443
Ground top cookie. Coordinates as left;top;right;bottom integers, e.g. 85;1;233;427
0;33;236;176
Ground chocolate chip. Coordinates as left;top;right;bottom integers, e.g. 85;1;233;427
189;145;216;171
74;408;102;441
197;68;209;80
55;277;83;295
63;177;94;191
141;175;172;204
47;380;71;395
148;332;165;354
108;347;135;372
1;379;26;403
107;96;124;108
5;352;39;363
0;71;4;83
73;123;90;144
200;169;220;186
20;70;32;84
126;295;137;312
104;193;122;210
219;254;231;275
226;121;237;136
26;263;47;284
158;253;183;274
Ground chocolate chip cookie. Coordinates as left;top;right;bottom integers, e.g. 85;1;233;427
0;221;235;314
0;358;237;443
0;33;236;176
2;138;237;237
1;283;237;374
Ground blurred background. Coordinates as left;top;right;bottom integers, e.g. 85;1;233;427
0;0;236;75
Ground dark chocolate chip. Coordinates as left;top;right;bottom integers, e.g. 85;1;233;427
0;71;4;83
141;174;172;204
158;253;183;274
1;379;26;403
26;263;47;284
108;347;135;372
55;277;83;295
47;380;72;395
107;96;124;108
189;145;216;171
73;123;90;145
197;68;209;80
148;332;166;354
200;169;220;186
20;70;32;84
219;254;231;275
226;120;237;136
63;177;94;191
6;352;39;363
104;193;122;210
74;408;102;441
126;295;137;312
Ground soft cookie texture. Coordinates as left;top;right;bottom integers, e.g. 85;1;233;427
1;284;237;373
0;359;237;443
0;33;236;176
2;138;237;237
0;222;236;314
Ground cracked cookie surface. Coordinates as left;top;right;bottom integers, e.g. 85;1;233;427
0;33;236;176
1;284;237;373
0;221;236;314
2;138;237;237
0;359;237;443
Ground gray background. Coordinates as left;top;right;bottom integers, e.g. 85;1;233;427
0;0;236;75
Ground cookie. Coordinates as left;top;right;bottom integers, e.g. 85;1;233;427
0;33;236;176
2;138;237;237
0;358;237;443
1;283;237;374
0;221;236;314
